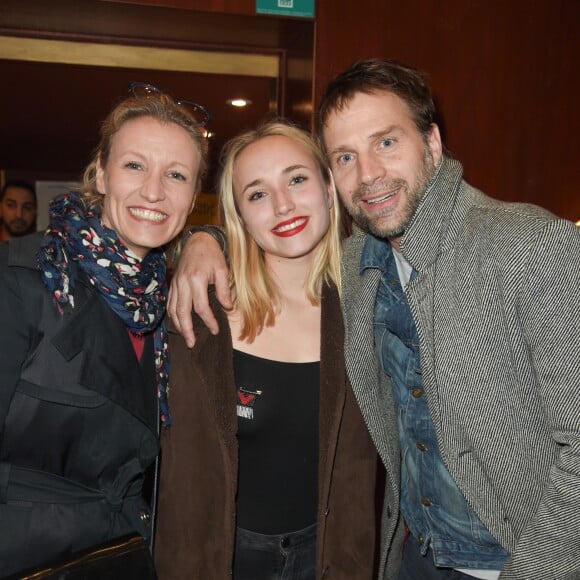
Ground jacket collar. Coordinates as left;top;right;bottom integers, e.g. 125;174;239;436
399;156;464;272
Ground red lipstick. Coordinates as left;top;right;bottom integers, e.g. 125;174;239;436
271;216;309;237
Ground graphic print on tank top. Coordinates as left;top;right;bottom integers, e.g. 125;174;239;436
237;386;262;419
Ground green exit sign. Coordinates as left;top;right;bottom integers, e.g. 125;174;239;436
256;0;315;18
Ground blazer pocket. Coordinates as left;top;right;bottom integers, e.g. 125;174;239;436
16;379;106;408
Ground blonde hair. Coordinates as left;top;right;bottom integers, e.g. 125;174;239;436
80;92;208;209
219;120;342;341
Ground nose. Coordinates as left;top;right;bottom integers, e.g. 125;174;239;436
140;173;166;203
15;205;24;218
358;152;386;185
272;189;295;216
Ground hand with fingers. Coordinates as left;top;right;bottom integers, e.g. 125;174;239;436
168;230;232;348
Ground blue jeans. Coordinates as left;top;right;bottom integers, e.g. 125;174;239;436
233;524;316;580
398;535;474;580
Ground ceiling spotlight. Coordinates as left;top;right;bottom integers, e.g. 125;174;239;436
226;98;252;108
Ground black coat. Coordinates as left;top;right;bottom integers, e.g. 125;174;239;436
0;234;159;576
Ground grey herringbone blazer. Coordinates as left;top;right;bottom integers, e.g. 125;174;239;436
341;157;580;580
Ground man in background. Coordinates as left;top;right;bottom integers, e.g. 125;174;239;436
0;180;37;241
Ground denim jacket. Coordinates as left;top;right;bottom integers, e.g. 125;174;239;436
361;234;508;569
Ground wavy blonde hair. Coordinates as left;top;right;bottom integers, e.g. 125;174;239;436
80;92;208;209
219;120;342;342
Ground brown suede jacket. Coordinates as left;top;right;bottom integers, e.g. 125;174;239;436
155;283;380;579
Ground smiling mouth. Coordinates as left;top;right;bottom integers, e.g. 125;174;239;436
364;188;399;205
273;217;307;233
129;207;168;222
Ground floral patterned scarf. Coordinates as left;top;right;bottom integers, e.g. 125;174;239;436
38;192;172;426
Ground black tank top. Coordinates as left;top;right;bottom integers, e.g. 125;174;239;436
233;349;320;534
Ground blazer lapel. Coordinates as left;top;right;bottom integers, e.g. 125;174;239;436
343;249;400;489
317;283;347;510
187;297;238;442
52;287;157;433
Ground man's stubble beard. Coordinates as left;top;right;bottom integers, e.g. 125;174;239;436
345;146;436;241
6;219;34;237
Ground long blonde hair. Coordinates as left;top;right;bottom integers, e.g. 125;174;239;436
219;120;342;342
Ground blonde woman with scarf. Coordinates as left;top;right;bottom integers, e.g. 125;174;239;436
0;83;208;577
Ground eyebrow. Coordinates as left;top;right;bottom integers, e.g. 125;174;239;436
328;125;402;156
121;150;193;169
370;125;402;141
240;164;309;195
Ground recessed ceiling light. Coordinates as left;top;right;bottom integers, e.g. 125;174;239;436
226;98;252;108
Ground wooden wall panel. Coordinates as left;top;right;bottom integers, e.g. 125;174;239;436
314;0;580;221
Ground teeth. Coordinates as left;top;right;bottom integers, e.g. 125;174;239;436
129;208;167;222
275;217;306;232
366;192;395;205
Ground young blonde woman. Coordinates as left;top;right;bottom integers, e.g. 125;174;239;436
0;84;208;576
155;121;378;580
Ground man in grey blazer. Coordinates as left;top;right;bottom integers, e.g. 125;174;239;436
169;60;579;580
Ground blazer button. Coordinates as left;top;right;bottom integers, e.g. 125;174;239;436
416;442;428;452
139;509;151;524
411;388;423;397
420;498;432;507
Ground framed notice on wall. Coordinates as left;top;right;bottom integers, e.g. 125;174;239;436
256;0;315;18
